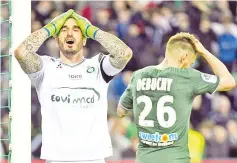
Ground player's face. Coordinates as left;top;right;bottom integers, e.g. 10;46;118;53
56;18;85;56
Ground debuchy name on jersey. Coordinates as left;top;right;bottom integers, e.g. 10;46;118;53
119;66;219;163
28;54;118;161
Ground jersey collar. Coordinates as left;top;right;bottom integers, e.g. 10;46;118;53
56;58;86;67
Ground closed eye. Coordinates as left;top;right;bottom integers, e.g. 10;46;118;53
73;27;80;32
61;28;67;32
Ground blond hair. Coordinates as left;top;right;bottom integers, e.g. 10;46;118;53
166;32;197;59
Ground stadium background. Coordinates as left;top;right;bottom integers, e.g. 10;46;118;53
1;1;237;163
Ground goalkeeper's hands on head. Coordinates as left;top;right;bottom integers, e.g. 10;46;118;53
71;12;100;40
43;9;74;37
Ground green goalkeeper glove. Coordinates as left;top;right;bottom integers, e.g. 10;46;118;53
43;9;74;37
71;12;100;39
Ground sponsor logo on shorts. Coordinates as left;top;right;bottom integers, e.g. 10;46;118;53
139;131;178;147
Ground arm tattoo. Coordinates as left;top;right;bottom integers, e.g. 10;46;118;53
16;29;48;74
18;52;43;74
95;30;133;69
22;29;48;52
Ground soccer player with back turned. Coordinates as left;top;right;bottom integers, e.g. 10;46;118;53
118;32;236;163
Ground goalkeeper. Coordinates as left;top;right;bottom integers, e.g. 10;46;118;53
14;9;132;163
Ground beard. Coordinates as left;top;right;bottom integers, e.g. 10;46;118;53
57;36;84;56
58;42;81;56
60;47;78;56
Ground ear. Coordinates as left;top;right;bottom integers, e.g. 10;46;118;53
54;36;60;48
55;36;59;44
179;54;188;68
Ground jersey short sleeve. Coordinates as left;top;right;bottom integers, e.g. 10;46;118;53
91;53;122;83
189;69;220;96
119;73;135;110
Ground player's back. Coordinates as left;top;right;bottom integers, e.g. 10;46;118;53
125;66;219;163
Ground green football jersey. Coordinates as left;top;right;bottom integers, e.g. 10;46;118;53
119;66;219;163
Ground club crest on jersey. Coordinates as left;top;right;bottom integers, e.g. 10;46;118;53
87;66;95;73
139;131;178;147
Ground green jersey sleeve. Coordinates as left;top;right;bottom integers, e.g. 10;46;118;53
189;69;220;96
119;74;134;110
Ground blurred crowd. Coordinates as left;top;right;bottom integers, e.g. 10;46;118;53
1;0;237;161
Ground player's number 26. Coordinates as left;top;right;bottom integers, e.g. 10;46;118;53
137;95;176;128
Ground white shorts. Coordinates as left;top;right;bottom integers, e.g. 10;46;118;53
45;159;106;163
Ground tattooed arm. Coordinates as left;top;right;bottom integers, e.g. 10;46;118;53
94;30;133;69
14;29;48;74
71;12;132;69
14;10;73;74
